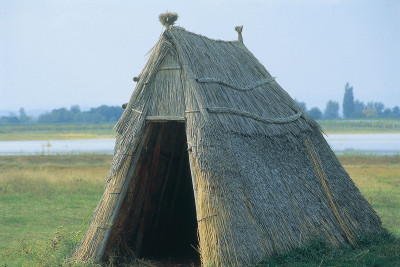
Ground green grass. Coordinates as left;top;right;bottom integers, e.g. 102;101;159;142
339;155;400;236
256;231;400;266
0;124;116;141
0;154;399;266
318;119;400;134
0;155;110;266
1;119;400;141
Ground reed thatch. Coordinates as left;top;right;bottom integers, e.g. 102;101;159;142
69;22;381;267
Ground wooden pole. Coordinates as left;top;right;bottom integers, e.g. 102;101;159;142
94;126;150;263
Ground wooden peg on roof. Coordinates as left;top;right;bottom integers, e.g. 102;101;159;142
235;26;243;43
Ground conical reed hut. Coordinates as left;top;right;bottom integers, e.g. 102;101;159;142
70;13;381;266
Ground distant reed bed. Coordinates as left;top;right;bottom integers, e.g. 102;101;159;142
319;119;400;133
0;124;115;141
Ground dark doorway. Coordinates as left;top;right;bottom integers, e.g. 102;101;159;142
108;121;199;264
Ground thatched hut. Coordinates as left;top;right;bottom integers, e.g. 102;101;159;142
70;13;381;266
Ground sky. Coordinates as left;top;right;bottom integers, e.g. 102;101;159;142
1;0;399;115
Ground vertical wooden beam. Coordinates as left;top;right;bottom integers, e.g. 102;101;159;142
94;126;150;263
188;152;198;209
135;123;167;253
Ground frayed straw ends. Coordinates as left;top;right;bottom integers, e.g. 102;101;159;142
159;12;178;28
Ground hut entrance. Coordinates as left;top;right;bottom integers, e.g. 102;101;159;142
109;121;199;263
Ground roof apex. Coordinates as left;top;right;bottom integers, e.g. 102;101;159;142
159;12;178;28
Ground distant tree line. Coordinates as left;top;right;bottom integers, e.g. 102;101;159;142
297;82;400;120
1;83;399;125
0;105;124;125
342;83;400;119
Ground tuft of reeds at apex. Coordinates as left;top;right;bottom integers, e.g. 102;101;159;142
69;23;382;266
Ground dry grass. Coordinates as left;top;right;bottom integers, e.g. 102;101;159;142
0;155;109;192
339;155;400;235
0;124;115;141
0;155;111;266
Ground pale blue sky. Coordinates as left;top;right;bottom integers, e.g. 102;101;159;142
1;0;399;114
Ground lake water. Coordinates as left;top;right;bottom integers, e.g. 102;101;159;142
327;133;400;155
0;139;116;156
0;134;400;156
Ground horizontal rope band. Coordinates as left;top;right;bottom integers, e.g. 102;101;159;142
195;76;276;91
186;107;302;124
158;66;181;70
146;116;185;121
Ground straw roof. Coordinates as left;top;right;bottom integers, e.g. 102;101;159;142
70;23;381;266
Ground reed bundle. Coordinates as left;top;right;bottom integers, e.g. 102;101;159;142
69;25;381;266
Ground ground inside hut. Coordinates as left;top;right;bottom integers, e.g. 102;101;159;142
107;122;200;266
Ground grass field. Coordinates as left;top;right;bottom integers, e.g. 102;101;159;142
318;119;400;134
0;155;108;266
0;154;399;266
0;124;116;141
1;119;400;141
